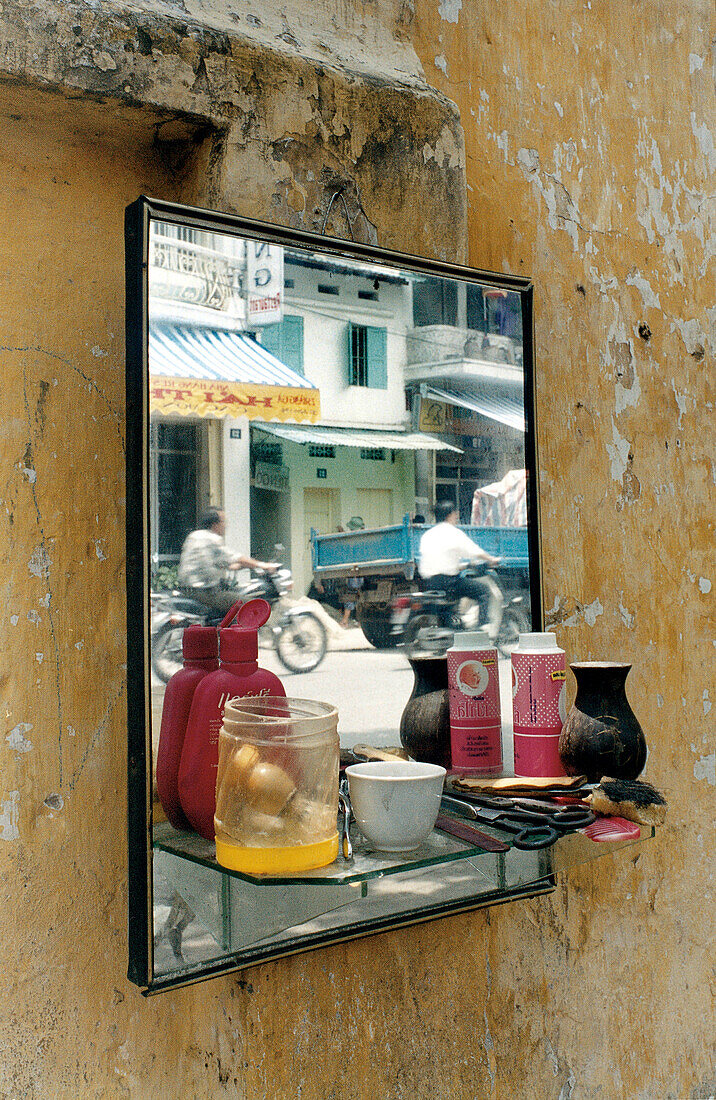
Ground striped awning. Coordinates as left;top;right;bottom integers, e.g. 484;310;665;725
421;384;525;432
149;324;320;422
253;423;462;452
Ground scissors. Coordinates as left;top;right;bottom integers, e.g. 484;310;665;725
447;792;595;834
503;797;596;831
440;794;559;850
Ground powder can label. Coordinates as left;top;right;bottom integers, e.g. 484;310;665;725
447;648;502;773
511;652;567;736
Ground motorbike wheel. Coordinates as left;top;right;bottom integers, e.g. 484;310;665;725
151;622;185;683
402;613;441;652
497;607;530;658
356;607;399;649
275;612;327;674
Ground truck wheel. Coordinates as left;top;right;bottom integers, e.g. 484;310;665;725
356;608;399;649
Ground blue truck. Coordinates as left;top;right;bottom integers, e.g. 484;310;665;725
310;515;530;648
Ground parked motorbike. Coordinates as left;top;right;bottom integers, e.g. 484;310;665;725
390;568;530;657
151;566;327;682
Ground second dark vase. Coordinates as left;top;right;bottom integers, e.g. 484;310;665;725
399;654;452;769
559;661;647;781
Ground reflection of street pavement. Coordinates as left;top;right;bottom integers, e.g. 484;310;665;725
287;597;372;652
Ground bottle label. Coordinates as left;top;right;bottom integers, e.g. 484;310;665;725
447;649;502;772
511;653;567;736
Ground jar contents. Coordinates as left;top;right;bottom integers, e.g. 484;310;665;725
214;697;339;874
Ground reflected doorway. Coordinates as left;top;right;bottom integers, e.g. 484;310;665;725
356;487;393;529
303;487;340;593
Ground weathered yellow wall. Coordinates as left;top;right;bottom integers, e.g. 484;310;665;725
409;3;715;1096
0;2;713;1098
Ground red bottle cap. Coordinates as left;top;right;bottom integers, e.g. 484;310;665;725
182;624;218;660
219;599;271;664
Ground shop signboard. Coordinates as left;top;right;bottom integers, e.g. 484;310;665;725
150;376;320;422
252;462;290;492
246;240;284;325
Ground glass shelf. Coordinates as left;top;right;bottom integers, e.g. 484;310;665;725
149;817;655;990
155;820;507;886
154;818;654;889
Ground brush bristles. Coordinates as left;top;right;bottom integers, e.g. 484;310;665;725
599;777;667;807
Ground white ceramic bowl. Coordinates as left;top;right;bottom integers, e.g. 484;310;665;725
345;761;446;852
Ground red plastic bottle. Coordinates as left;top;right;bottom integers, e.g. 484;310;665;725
156;624;219;830
178;600;285;840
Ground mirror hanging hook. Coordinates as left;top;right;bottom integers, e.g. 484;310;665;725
320;188;355;242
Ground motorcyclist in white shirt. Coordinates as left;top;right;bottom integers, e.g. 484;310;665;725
418;500;501;638
177;507;277;615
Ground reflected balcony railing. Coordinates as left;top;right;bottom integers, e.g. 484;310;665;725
405;326;523;385
149;233;245;318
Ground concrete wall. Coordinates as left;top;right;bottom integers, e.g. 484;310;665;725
0;3;713;1099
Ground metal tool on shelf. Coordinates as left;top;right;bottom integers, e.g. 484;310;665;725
439;793;561;850
338;779;353;860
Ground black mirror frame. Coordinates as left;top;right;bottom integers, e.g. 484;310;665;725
125;194;543;992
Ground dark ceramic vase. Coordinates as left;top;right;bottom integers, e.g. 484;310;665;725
559;662;647;781
399;654;452;769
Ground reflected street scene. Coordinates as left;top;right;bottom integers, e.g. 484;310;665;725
133;207;544;989
148;220;532;765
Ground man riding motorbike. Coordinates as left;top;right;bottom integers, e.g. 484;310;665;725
418;500;501;639
177;507;277;615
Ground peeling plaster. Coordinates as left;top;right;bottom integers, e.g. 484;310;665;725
422;125;464;169
672;317;710;357
699;577;712;594
606;418;631;481
690;113;716;172
583;597;604;626
693;753;716;786
28;546;52;578
0;791;20;840
619;600;635;628
434;53;448;75
625;271;661;311
438;0;462;23
671;380;690;428
6;724;34;753
703;691;711;716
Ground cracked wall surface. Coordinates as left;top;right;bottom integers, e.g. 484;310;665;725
0;1;714;1098
412;1;715;1097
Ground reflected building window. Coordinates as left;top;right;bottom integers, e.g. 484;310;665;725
348;323;387;389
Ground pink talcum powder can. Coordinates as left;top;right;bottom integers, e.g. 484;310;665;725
511;631;567;777
447;630;502;775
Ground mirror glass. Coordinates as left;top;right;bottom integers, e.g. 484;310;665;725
126;198;545;992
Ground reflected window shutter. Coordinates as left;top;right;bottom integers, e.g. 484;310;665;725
346;321;354;385
260;321;281;362
260;315;304;375
282;315;304;375
366;325;387;389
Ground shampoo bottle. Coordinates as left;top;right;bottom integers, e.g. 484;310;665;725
511;631;567;777
178;599;286;840
156;624;219;830
447;629;502;775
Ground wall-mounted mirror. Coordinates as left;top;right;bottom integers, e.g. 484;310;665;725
126;196;546;992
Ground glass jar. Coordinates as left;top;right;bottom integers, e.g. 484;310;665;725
214;697;339;874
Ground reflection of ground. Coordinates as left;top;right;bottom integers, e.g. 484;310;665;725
152;854;225;976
